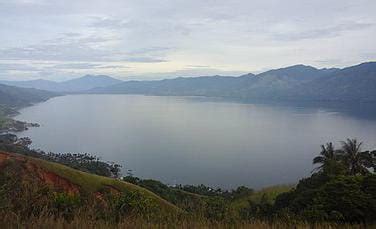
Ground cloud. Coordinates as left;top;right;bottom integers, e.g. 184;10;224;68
186;65;210;68
124;57;167;63
63;32;81;37
96;65;129;69
50;63;101;69
89;17;129;29
50;62;130;69
361;52;376;60
0;43;110;62
269;21;374;41
0;35;169;63
0;63;40;71
127;47;173;55
0;0;47;6
0;0;375;80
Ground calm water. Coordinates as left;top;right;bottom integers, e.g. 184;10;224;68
15;95;376;189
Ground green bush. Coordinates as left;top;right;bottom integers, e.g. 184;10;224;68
274;174;376;223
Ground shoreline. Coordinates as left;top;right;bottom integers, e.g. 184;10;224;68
0;118;40;133
0;102;45;134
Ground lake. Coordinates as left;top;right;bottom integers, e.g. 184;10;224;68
15;94;376;189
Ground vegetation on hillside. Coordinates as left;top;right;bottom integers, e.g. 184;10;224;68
0;106;13;130
0;83;58;132
0;137;375;227
273;139;376;223
0;134;121;178
0;83;58;108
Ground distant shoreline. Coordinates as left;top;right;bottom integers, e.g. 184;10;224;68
0;100;53;134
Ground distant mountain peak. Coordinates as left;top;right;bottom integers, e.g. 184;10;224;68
0;75;123;92
60;75;123;91
256;64;320;82
74;74;120;80
269;64;318;72
239;73;255;78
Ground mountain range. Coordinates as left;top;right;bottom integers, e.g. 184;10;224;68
0;75;122;93
1;62;376;102
88;62;376;102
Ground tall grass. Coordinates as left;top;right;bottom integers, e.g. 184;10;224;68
0;213;367;229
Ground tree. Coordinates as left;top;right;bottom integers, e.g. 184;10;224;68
339;139;373;175
313;142;342;174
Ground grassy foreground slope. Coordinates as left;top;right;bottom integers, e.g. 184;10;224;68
0;151;180;214
33;155;180;212
0;149;295;223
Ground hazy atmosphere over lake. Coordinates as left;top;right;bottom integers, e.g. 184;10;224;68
1;0;376;225
16;95;376;189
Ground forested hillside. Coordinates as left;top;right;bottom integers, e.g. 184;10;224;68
89;62;376;102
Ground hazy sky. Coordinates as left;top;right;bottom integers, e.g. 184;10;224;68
0;0;375;81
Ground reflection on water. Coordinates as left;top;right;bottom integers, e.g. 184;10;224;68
15;95;376;189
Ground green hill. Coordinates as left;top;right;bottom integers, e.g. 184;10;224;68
0;151;181;217
0;149;294;222
0;83;58;132
0;83;58;109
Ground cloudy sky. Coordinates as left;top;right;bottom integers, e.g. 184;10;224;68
0;0;375;81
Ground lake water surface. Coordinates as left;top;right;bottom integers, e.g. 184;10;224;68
15;95;376;189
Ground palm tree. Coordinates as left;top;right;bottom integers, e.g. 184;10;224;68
313;142;340;173
339;138;372;175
